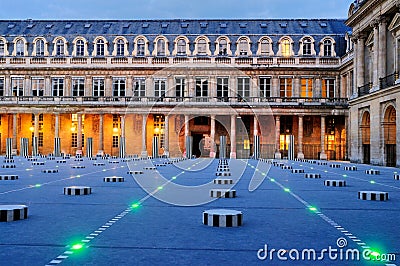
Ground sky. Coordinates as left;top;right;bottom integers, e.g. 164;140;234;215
0;0;354;20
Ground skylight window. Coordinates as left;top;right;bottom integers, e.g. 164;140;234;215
320;22;327;27
280;23;287;28
123;23;130;28
300;22;308;27
220;23;227;28
161;23;168;28
142;23;149;28
65;24;72;29
260;23;267;28
239;23;247;28
27;24;35;29
103;24;111;28
200;22;208;28
84;23;91;28
46;24;53;29
8;24;15;29
181;23;189;28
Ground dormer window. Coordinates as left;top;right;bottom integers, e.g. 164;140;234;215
197;38;207;55
56;39;65;56
36;39;45;56
156;38;166;56
76;39;85;56
177;39;186;56
137;39;145;56
280;37;292;57
16;39;24;56
96;39;105;56
324;39;332;56
238;38;249;56
219;39;227;55
302;37;312;55
115;39;124;56
0;40;5;56
260;38;271;56
319;37;336;57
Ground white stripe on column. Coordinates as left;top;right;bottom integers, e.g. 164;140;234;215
32;137;38;156
54;137;61;157
254;135;260;160
152;136;159;158
86;138;93;158
20;138;29;157
6;138;13;158
119;137;126;158
219;136;226;159
185;136;192;159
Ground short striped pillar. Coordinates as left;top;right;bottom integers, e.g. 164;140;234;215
185;136;193;159
254;135;260;160
203;209;243;227
54;137;61;157
152;136;159;159
6;138;12;158
288;135;294;160
219;135;226;159
32;137;38;156
20;138;29;157
86;137;93;158
119;137;126;158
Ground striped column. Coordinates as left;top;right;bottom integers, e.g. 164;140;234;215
32;137;38;156
119;137;126;158
86;138;93;158
20;138;29;157
6;138;12;158
254;135;260;160
288;135;295;160
185;136;193;159
220;135;226;159
54;138;61;157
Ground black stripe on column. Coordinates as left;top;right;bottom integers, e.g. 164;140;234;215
0;210;7;222
213;214;219;227
203;212;208;225
13;209;20;221
238;213;243;226
226;215;233;227
24;207;28;219
371;193;376;201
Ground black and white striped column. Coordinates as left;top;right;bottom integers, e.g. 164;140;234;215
0;205;28;222
219;135;226;159
358;191;388;201
32;137;38;156
54;137;61;157
119;137;126;158
6;138;12;158
152;136;159;159
20;138;29;157
203;209;242;227
288;135;294;160
254;135;260;160
86;137;93;158
185;136;193;159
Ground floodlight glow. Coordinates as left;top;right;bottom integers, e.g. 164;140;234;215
284;188;290;192
157;186;163;190
308;206;318;212
172;176;177;180
71;243;83;250
76;175;81;178
131;203;140;208
270;178;275;182
343;174;347;177
35;184;41;188
370;180;376;184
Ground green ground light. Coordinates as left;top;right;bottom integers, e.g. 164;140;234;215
131;203;140;209
370;180;376;184
71;243;83;250
308;206;318;212
284;188;290;192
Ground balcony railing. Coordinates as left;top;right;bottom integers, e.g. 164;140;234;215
357;72;399;98
0;96;348;108
358;82;372;97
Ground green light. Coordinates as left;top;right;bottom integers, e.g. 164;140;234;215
370;180;376;184
343;174;347;177
131;203;140;209
172;176;177;180
71;243;83;250
262;173;266;176
324;170;328;173
370;251;380;257
35;184;41;188
187;167;191;170
270;178;275;182
76;175;81;178
284;188;290;192
308;206;318;212
157;186;163;190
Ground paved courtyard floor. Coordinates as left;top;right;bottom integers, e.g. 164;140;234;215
0;156;399;265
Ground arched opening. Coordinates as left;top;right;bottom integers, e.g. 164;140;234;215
384;106;396;167
360;111;370;164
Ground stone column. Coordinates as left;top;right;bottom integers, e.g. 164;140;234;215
77;113;82;153
45;76;51;96
210;115;216;158
230;115;236;159
120;115;125;138
34;114;39;138
85;76;92;97
105;76;112;97
64;76;71;97
294;76;301;97
297;115;304;159
164;115;169;156
345;114;349;160
12;114;17;150
54;113;60;138
272;76;279;97
275;115;281;159
372;24;379;89
5;75;10;96
378;17;387;79
320;116;327;160
253;115;258;136
357;35;365;89
141;114;148;157
184;115;190;137
315;77;322;98
98;114;104;155
251;76;258;97
352;38;358;95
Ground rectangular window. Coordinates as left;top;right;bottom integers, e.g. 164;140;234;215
153;115;165;148
280;78;293;98
31;78;44;96
113;78;126;97
52;78;64;96
175;77;185;98
217;77;229;100
133;78;146;97
154;79;166;98
195;78;208;97
93;78;105;97
38;132;43;147
0;42;4;56
72;78;85;97
112;135;119;148
12;77;24;96
112;114;120;129
301;78;313;98
71;133;85;148
237;77;250;98
322;79;335;98
0;77;4;96
259;77;271;97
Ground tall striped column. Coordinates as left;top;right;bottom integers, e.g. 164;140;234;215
152;136;159;158
119;137;126;158
185;136;193;159
220;135;226;159
20;138;29;157
254;135;260;160
86;138;93;158
6;138;13;158
288;135;295;160
54;138;61;157
32;137;38;156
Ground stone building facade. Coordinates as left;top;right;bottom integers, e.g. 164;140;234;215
0;18;351;159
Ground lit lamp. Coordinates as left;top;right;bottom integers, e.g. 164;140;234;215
70;126;76;132
29;126;34;132
154;127;160;134
113;127;119;133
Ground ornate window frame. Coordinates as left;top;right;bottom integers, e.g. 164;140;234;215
214;36;232;56
277;36;294;57
319;37;336;57
172;36;191;56
235;36;252;56
257;36;274;56
52;36;69;56
298;36;316;56
92;36;108;57
153;36;170;57
32;37;49;56
193;35;211;56
133;35;150;57
112;36;128;56
13;37;28;56
72;37;88;57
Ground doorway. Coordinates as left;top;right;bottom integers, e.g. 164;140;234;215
192;134;203;158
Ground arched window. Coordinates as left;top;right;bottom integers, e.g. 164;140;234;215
239;38;249;56
56;39;64;56
76;40;85;56
116;39;125;56
324;39;332;56
219;39;227;55
16;39;24;56
177;39;186;56
302;37;312;55
96;39;105;56
281;38;291;57
137;39;145;56
260;38;270;56
0;40;4;56
36;39;45;56
197;38;207;55
157;38;165;56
